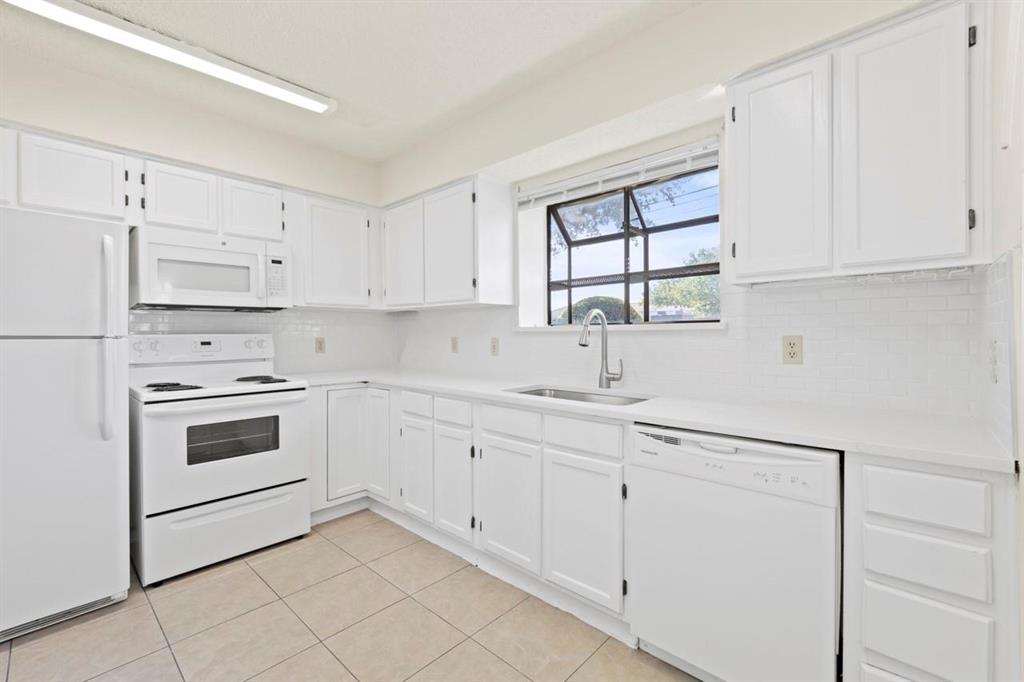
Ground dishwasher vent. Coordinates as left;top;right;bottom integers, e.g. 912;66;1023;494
639;431;681;446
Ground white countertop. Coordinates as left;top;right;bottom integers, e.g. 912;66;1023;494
293;369;1015;474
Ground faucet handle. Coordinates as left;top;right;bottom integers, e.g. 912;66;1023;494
608;358;624;382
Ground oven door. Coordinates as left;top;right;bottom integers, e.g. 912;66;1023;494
131;226;267;309
138;390;309;515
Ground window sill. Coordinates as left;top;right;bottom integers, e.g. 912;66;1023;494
514;321;727;334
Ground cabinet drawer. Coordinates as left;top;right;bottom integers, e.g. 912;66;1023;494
434;397;472;427
862;581;993;681
400;390;433;418
863;524;991;602
544;415;621;459
860;664;911;682
480;404;542;442
863;465;990;535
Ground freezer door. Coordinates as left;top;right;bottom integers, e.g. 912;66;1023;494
0;338;129;632
0;208;128;337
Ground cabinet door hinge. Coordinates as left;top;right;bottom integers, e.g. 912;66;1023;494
968;209;976;230
367;219;370;228
731;106;736;122
479;520;484;532
124;194;129;207
368;288;371;297
968;25;977;47
622;579;628;596
141;197;146;210
399;487;403;497
471;192;477;203
140;172;145;185
400;427;403;437
471;515;476;529
282;221;285;231
470;445;475;459
621;483;628;500
1015;461;1020;479
472;277;477;288
124;170;128;182
731;242;736;258
478;447;483;460
281;201;285;211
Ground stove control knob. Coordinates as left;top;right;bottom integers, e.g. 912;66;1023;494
149;340;161;353
132;340;144;352
256;339;267;349
244;339;254;349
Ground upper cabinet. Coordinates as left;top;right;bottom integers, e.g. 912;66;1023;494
726;1;987;284
18;133;126;220
383;198;426;306
383;175;514;309
835;2;968;268
729;54;832;279
222;177;284;241
143;160;219;232
0;128;16;206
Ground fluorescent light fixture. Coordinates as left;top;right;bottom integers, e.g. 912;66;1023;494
3;0;337;114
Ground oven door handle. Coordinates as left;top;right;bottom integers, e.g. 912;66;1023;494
143;391;307;417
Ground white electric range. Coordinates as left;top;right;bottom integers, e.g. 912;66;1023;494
129;334;310;586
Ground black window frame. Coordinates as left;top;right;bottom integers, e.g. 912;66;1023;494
546;165;720;326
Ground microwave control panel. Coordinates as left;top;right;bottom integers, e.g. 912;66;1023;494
267;256;287;297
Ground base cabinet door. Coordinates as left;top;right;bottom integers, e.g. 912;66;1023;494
326;388;366;500
401;415;434;522
434;424;473;542
542;449;623;611
364;389;390;498
475;434;542;574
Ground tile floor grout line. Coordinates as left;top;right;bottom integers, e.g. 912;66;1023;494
138;565;188;682
399;635;469;682
254;557;363;600
564;635;611;682
466;597;543;680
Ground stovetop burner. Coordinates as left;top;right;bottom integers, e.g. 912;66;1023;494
236;375;288;384
145;382;181;388
150;384;203;392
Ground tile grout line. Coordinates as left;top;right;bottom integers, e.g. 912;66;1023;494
465;596;538;680
137;566;188;682
564;635;611;682
239;642;322;682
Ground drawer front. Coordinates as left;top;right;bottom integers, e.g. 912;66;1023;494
860;664;911;682
863;465;990;535
544;415;622;459
480;404;542;442
863;524;991;602
434;397;472;427
862;581;993;681
400;390;433;418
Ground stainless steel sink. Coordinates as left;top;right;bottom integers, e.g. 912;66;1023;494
510;386;649;406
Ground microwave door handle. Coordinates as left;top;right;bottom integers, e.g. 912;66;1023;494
102;234;116;337
144;391;307;417
100;338;115;440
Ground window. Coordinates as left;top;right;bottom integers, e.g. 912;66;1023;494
547;166;720;325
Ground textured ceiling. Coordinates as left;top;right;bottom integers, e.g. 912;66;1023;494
1;0;694;160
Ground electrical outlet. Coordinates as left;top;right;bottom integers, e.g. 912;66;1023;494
450;336;459;354
315;336;326;354
782;335;803;365
490;337;500;356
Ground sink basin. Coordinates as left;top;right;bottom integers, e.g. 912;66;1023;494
510;386;650;406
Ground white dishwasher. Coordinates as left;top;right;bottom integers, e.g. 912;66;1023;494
627;425;840;682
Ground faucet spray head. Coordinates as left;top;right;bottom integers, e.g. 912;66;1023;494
578;326;591;347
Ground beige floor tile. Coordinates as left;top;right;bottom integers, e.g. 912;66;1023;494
150;564;277;642
91;648;183;682
567;639;698;682
145;558;248;600
249;534;359;597
1;641;10;681
414;566;528;634
283;566;404;639
323;599;464;682
367;540;468;593
171;602;316;682
409;639;528;682
324;518;420;562
8;605;166;682
249;644;355;682
474;598;607;682
314;509;384;543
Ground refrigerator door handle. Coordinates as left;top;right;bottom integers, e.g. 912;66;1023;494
101;338;115;441
102;234;116;338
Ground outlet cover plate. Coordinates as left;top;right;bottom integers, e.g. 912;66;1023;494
490;337;500;356
783;335;803;365
315;337;326;354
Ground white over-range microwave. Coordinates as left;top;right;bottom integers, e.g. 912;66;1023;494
130;226;291;311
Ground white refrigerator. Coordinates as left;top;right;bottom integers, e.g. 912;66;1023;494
0;207;129;641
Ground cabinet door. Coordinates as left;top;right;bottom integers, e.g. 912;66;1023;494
729;54;831;279
836;3;968;267
326;388;366;500
401;415;433;522
143;160;219;232
365;388;390;499
222;177;284;241
543;449;623;611
434;424;473;542
424;180;476;303
475;434;542;574
19;133;126;220
383;199;424;306
0;128;15;206
305;198;370;307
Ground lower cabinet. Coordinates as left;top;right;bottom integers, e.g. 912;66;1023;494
326;387;389;501
542;448;623;612
474;433;542;575
434;424;474;542
401;415;434;522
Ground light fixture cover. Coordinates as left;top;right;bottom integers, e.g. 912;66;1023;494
4;0;337;114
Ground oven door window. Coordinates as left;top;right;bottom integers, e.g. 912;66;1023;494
187;416;279;465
